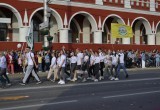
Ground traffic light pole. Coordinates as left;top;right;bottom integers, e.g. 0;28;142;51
43;0;49;48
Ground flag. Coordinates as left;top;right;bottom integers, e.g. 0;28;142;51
111;23;133;38
25;21;34;50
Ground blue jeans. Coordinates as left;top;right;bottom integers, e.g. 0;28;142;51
116;63;128;78
38;63;42;71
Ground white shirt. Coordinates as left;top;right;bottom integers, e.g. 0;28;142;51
77;52;83;65
59;54;66;67
118;53;124;63
111;54;118;65
26;52;34;65
50;57;56;69
104;54;111;64
84;55;89;62
0;56;7;68
94;56;100;64
99;52;104;62
90;55;95;65
70;56;77;63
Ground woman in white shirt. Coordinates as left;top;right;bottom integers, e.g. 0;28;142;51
47;52;57;82
69;52;77;81
110;51;118;80
93;51;100;82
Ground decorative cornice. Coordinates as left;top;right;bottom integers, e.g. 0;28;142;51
19;0;160;16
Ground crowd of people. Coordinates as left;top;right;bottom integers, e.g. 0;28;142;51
0;46;160;88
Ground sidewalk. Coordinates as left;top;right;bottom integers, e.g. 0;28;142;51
7;67;160;80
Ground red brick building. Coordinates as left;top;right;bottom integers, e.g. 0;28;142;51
0;0;160;51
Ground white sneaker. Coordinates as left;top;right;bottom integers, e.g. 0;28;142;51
94;79;98;82
71;78;76;82
91;76;95;81
58;80;62;84
74;78;77;81
110;77;115;81
59;80;65;84
66;77;71;81
87;77;92;80
82;78;87;82
114;78;119;81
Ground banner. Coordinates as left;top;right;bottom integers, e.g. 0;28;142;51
111;23;133;38
25;21;33;50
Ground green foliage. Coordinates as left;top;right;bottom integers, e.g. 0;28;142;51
47;36;53;41
43;46;49;51
40;29;49;35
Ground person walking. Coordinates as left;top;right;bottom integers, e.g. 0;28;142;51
0;52;11;88
68;52;77;81
115;50;129;80
20;47;41;85
58;50;66;84
47;52;57;82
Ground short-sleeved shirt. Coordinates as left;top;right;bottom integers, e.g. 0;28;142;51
38;56;42;63
0;56;7;68
26;52;34;65
60;54;66;67
77;52;83;65
50;57;57;68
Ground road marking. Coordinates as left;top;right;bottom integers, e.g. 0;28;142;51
0;96;29;101
103;90;160;99
1;100;78;110
0;77;160;92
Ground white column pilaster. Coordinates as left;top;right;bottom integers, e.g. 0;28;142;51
19;26;30;42
124;0;131;8
93;31;102;44
59;29;69;43
150;0;155;11
147;34;155;45
95;0;103;5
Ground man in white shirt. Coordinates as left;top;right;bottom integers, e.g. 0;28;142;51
20;47;41;85
0;52;11;88
115;50;129;80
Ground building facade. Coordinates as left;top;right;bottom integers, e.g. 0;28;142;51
0;0;160;48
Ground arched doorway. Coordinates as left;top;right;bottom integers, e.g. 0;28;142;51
0;6;20;41
102;15;125;44
69;11;97;43
131;17;152;45
30;7;62;43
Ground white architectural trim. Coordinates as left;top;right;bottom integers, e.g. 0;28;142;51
68;11;97;32
102;14;125;31
155;21;160;33
0;3;23;27
29;7;63;29
20;0;160;17
131;17;152;34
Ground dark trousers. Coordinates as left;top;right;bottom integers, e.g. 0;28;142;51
100;62;104;76
70;63;77;79
93;63;100;79
110;65;117;77
0;68;10;83
89;65;94;77
65;64;70;77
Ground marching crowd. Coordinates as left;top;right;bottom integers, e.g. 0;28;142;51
0;46;160;88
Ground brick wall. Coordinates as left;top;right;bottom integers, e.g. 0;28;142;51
0;42;160;52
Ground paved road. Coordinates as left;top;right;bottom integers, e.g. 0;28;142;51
0;69;160;110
